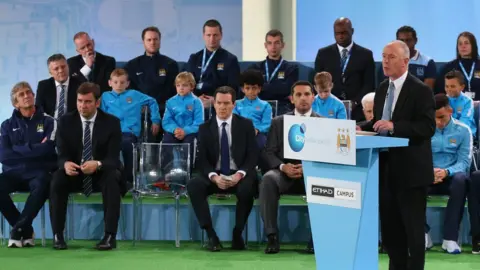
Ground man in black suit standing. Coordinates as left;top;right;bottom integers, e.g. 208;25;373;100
314;17;375;121
36;54;82;118
49;82;124;251
359;41;435;270
187;86;258;252
259;81;320;254
68;32;116;93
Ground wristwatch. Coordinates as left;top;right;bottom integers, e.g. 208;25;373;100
96;161;102;170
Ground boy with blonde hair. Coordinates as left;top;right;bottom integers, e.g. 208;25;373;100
100;68;161;185
312;72;347;119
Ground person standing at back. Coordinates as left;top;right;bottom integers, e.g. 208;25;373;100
314;17;375;122
359;40;435;270
186;19;240;116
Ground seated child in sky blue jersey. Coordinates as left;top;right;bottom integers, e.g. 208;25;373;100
162;72;204;171
312;72;347;119
233;69;272;148
100;68;161;184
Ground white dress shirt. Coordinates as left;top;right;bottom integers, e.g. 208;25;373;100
80;111;97;145
388;70;408;115
80;52;96;78
208;114;246;180
337;42;354;57
54;77;70;119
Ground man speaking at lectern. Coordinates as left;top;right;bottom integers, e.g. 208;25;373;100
359;41;435;270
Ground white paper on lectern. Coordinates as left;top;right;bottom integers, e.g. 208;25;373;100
283;115;356;165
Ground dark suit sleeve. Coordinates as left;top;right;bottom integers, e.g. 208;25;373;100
228;56;241;95
101;117;122;170
196;125;216;177
123;60;139;91
167;60;179;99
314;49;324;72
35;81;45;112
105;56;116;88
237;119;258;172
356;50;375;104
393;83;435;139
262;118;284;170
56;117;70;168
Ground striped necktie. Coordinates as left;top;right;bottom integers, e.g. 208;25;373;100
58;84;66;118
82;120;93;196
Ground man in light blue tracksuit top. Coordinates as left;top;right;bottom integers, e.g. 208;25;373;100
100;68;161;185
233;69;272;148
312;72;347;119
445;70;477;138
426;94;472;254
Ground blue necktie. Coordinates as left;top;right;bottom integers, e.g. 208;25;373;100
58;84;66;118
380;82;395;135
220;122;230;175
340;48;348;70
82;120;93;197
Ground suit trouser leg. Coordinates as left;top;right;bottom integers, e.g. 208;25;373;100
443;173;468;241
469;171;480;237
95;169;122;235
0;174;22;227
49;170;79;235
14;172;50;230
187;175;215;230
232;172;257;232
259;169;295;235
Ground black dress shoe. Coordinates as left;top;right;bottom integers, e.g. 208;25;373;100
473;235;480;255
53;234;68;250
231;232;246;250
264;234;280;254
96;234;117;250
206;236;222;252
305;237;314;254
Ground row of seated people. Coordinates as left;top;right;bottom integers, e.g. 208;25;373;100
1;73;480;256
56;18;480;126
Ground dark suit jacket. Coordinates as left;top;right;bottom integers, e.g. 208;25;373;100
35;76;82;117
314;43;375;121
261;111;321;171
196;114;258;177
361;74;435;188
67;51;116;93
55;109;125;192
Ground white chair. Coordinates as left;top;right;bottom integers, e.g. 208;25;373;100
266;100;279;118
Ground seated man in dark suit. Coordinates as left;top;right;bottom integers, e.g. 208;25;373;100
314;17;375;121
187;86;258;252
67;32;116;93
186;19;240;113
248;29;299;115
0;82;57;248
36;54;82;118
49;82;124;251
259;81;320;254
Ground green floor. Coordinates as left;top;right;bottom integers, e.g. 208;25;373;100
0;241;478;270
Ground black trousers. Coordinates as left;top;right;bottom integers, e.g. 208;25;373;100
49;169;122;235
187;170;257;233
380;176;427;270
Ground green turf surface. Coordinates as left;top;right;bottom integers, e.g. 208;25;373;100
0;240;477;270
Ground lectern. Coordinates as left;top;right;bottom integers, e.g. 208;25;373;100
283;116;409;270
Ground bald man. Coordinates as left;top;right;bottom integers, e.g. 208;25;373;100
359;41;435;270
314;17;375;122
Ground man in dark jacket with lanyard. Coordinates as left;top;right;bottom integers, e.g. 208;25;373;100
0;81;56;248
248;29;298;116
186;19;240;118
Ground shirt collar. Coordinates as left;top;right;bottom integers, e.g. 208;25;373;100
55;77;70;88
80;111;98;123
337;42;354;53
295;108;312;117
216;114;233;128
411;50;420;61
389;70;408;91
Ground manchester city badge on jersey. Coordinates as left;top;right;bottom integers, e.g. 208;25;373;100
328;110;334;117
126;97;133;103
475;71;480;79
36;124;44;133
449;138;457;145
255;106;260;110
217;63;224;70
457;106;462;114
416;67;424;77
159;69;166;76
277;71;285;79
187;104;193;111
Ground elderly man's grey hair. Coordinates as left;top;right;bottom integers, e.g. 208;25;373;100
361;92;375;108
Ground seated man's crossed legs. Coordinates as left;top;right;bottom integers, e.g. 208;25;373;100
187;170;257;252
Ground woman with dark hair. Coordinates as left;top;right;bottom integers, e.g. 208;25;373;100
436;31;480;100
